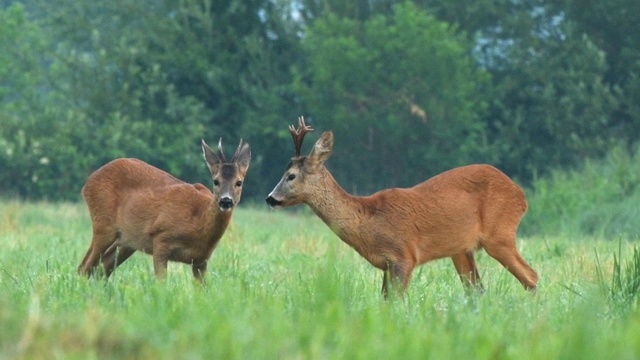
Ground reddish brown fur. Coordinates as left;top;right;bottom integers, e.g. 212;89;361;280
267;120;537;297
79;140;250;281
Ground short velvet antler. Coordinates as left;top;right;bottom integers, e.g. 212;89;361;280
289;116;314;156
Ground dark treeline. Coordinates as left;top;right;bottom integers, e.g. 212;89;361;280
0;0;637;201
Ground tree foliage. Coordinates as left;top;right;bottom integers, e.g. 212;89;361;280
423;0;617;180
1;0;299;200
551;0;640;143
295;2;489;193
0;0;636;201
0;3;54;198
481;6;616;179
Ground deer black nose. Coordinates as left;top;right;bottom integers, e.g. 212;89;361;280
219;197;234;210
265;196;282;207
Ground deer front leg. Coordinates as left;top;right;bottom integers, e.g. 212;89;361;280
192;261;208;283
381;259;414;300
381;269;389;299
451;251;485;295
152;243;170;279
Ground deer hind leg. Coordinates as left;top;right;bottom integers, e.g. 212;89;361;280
482;233;538;291
78;244;94;274
451;251;485;294
100;246;136;278
78;228;119;277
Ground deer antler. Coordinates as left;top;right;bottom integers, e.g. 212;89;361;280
289;116;314;156
217;138;227;162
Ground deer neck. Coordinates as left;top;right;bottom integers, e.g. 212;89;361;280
305;167;368;248
207;203;233;244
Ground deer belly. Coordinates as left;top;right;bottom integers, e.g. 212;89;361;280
413;219;481;262
116;225;154;254
117;234;154;254
167;245;211;265
416;231;480;261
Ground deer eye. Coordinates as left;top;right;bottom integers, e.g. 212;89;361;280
213;179;220;186
235;180;243;187
287;174;296;181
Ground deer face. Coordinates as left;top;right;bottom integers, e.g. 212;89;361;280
202;139;251;212
266;130;333;208
265;158;307;207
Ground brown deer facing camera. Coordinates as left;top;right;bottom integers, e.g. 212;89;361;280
266;117;537;298
79;139;251;281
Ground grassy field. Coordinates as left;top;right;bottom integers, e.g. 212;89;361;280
1;201;640;359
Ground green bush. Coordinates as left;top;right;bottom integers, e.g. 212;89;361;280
522;145;640;238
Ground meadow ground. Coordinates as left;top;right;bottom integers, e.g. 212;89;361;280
1;201;639;359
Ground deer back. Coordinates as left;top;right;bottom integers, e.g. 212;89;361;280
352;164;528;264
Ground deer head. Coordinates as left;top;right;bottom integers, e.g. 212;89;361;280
266;117;333;207
202;138;251;211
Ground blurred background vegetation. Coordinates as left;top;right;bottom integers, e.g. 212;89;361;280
1;0;639;237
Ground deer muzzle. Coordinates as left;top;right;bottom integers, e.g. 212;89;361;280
265;196;282;207
218;196;234;211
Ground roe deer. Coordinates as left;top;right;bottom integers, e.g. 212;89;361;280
266;117;537;298
78;139;251;281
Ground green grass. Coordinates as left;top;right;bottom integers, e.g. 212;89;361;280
2;201;640;359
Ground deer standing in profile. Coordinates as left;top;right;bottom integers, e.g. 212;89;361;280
78;139;251;281
266;117;537;298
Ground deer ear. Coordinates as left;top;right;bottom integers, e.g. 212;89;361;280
202;139;222;173
233;139;251;175
309;131;333;165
